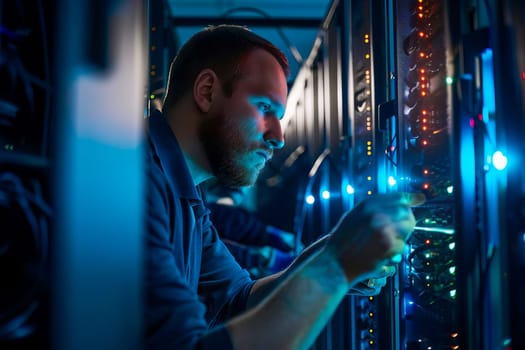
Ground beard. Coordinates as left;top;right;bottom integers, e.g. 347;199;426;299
198;115;260;188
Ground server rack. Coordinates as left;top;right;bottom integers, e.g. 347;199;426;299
51;0;146;348
1;1;147;349
1;1;55;347
448;0;524;349
269;0;524;349
393;0;459;349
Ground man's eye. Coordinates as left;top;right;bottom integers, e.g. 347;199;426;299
257;102;272;113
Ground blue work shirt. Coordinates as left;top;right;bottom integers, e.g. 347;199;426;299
145;110;255;349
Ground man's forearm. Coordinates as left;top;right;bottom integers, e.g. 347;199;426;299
224;192;421;349
227;246;350;350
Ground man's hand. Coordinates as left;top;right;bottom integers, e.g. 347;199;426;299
347;265;395;296
325;192;425;284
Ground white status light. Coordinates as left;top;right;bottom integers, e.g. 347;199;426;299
492;150;508;170
306;195;315;205
388;176;397;187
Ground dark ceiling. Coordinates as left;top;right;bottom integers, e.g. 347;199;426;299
165;0;332;83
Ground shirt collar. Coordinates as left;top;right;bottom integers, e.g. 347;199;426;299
147;110;201;201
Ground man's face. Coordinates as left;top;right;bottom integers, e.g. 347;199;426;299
199;49;288;187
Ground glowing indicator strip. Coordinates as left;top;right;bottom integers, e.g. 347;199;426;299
414;226;455;235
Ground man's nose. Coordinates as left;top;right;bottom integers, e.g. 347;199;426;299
263;115;285;149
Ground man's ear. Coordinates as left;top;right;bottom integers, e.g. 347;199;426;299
193;69;218;113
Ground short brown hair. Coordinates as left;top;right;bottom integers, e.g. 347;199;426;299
163;25;290;111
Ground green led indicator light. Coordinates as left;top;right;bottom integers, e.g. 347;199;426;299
446;76;454;85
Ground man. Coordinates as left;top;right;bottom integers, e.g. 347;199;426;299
146;24;424;349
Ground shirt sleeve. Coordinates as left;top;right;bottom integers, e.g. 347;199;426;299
198;207;256;327
145;150;247;350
